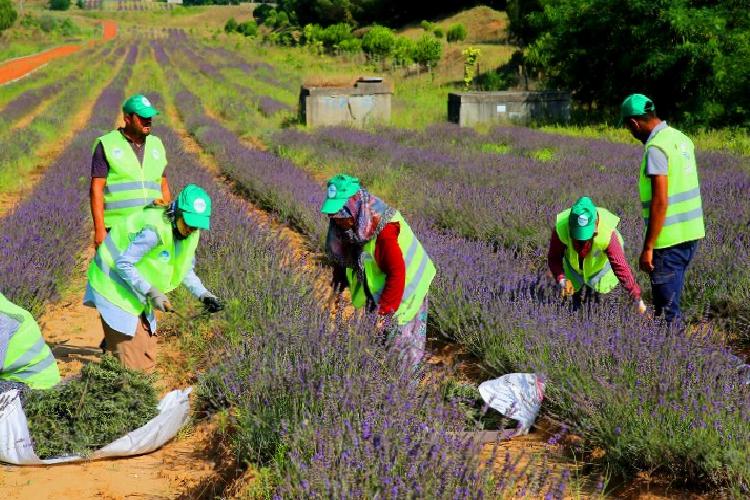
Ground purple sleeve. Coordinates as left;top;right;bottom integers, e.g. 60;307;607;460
91;142;109;178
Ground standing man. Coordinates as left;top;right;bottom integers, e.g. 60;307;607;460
548;196;645;313
621;93;705;323
84;184;224;372
90;93;171;249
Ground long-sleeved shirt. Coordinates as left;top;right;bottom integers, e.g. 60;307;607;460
547;229;641;300
84;227;208;336
373;222;406;315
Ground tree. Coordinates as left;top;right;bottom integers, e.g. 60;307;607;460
446;23;467;42
392;36;415;65
0;0;17;33
48;0;70;10
361;25;395;59
412;33;442;69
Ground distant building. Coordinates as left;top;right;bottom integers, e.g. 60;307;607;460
448;91;571;126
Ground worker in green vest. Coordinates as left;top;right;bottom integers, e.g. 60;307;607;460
322;174;436;370
0;291;61;391
548;197;646;313
621;94;705;323
84;184;224;372
90;93;171;250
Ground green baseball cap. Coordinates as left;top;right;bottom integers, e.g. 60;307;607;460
619;93;654;125
321;174;361;214
177;184;212;230
569;196;597;241
122;93;160;119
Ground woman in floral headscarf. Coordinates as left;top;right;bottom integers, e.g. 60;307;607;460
322;174;436;369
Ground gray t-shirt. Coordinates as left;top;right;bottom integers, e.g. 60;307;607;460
645;121;669;176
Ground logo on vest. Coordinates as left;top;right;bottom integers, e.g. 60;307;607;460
327;185;337;199
112;147;123;159
141;96;152;107
152;149;160;160
577;214;589;227
158;250;170;262
193;198;207;214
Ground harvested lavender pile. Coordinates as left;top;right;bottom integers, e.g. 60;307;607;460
23;356;159;459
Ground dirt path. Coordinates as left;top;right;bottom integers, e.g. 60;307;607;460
0;21;117;85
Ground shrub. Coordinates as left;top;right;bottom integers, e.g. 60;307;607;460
433;27;444;38
392;36;415;65
419;20;433;31
446;22;467;42
237;20;258;38
253;3;274;23
59;18;78;36
319;22;352;49
412;33;442;68
275;10;289;28
224;17;238;33
361;25;395;59
0;0;17;33
48;0;71;11
38;14;58;32
337;37;361;54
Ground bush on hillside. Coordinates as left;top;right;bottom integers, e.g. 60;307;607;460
224;17;238;33
319;22;353;49
48;0;71;11
237;20;258;37
0;0;17;33
412;33;442;68
433;27;444;38
392;36;415;65
361;25;395;59
446;22;467;42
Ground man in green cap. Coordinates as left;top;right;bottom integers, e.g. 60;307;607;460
322;174;436;370
84;184;224;372
90;93;171;250
548;196;645;313
620;93;704;323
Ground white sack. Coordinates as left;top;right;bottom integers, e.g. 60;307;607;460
0;387;191;465
478;373;545;436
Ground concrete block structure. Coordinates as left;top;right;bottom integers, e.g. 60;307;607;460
299;77;392;127
448;91;571;127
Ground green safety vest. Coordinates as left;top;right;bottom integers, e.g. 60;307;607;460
94;130;167;229
555;207;622;294
345;212;436;325
0;292;60;390
639;126;705;249
87;206;199;316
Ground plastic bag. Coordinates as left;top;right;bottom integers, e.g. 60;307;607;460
0;387;191;465
478;373;545;436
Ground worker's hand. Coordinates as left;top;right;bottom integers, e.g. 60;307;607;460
94;227;107;249
147;287;173;312
635;298;647;315
558;278;574;298
201;293;225;313
639;248;654;273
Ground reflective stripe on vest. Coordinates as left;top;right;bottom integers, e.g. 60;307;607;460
87;207;199;317
94;130;167;228
639;126;705;248
556;207;621;294
0;292;61;390
346;213;436;325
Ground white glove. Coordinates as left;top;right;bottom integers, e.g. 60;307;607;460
635;298;647;315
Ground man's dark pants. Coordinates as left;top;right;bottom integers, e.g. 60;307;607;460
650;240;698;323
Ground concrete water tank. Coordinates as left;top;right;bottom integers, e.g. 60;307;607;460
299;77;393;127
448;91;571;127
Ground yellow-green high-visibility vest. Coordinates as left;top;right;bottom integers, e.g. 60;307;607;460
555;207;622;294
639;126;705;249
87;206;199;317
345;212;436;325
94;130;167;229
0;292;60;390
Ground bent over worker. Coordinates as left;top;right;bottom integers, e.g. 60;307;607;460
322;174;436;369
548;196;645;314
90;93;171;249
621;94;705;323
84;184;224;372
0;291;61;390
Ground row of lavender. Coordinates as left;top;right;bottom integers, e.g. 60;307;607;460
272;124;750;326
158;39;750;490
0;45;135;316
150;115;564;497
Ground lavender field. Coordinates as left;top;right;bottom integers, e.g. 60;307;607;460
2;25;749;497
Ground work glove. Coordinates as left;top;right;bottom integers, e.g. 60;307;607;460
147;287;173;312
635;298;647;315
557;278;574;298
200;293;225;313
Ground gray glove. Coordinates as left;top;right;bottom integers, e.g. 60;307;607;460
147;287;173;312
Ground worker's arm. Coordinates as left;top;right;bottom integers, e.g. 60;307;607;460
374;223;405;315
182;258;209;298
547;228;566;283
113;228;160;298
605;232;641;300
640;174;668;272
90;142;110;249
160;174;171;203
